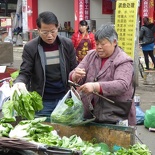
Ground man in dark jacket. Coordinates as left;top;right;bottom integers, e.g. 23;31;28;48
139;17;155;70
14;11;77;117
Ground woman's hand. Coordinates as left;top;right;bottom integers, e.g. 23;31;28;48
72;68;86;82
78;82;100;94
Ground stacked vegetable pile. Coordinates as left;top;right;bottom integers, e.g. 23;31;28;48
0;122;13;137
0;117;152;155
2;85;43;120
113;143;151;155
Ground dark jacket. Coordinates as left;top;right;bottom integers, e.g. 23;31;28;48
139;23;155;45
15;35;77;96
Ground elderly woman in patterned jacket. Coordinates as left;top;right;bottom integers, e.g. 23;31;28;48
69;24;136;126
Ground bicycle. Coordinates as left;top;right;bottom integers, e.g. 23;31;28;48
138;56;144;78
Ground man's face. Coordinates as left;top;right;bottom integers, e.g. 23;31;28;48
95;38;117;58
38;22;58;44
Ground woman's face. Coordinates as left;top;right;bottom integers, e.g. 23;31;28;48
95;38;117;58
38;22;58;44
79;24;88;33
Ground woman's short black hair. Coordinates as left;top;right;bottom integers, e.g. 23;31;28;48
36;11;59;28
79;20;88;26
143;17;150;25
79;20;89;31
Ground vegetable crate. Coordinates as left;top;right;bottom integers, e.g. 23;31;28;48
45;122;135;151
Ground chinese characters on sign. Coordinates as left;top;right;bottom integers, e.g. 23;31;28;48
115;0;138;58
79;0;84;21
140;0;154;24
142;0;149;17
78;0;90;21
84;0;90;20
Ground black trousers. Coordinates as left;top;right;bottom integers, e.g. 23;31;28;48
143;50;155;69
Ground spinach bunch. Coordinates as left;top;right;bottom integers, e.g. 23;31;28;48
9;117;55;140
51;97;84;125
2;88;43;120
0;122;13;137
113;143;151;155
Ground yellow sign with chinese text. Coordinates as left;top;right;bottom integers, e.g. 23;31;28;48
115;0;138;58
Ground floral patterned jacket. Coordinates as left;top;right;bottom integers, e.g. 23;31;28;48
69;45;136;126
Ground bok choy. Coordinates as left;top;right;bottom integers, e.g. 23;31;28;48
2;85;43;120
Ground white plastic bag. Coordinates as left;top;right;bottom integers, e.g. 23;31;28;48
0;81;11;109
51;87;84;125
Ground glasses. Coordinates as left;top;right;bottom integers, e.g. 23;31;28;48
40;29;58;36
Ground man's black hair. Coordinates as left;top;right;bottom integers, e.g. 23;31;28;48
36;11;59;28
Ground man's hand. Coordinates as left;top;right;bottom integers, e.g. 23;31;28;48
13;82;26;90
11;82;27;99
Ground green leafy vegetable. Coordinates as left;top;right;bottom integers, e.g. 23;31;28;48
51;98;84;125
113;143;151;155
0;123;13;137
65;98;74;107
0;116;151;155
51;89;84;126
9;117;54;140
2;100;15;118
2;87;43;120
10;70;19;80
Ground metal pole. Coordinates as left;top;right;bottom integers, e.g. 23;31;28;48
134;0;140;86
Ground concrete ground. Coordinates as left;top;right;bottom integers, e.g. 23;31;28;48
135;81;155;155
1;46;155;154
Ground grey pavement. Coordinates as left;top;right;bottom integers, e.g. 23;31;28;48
135;80;155;155
3;46;155;154
12;46;23;69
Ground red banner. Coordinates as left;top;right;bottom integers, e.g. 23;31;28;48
141;0;149;19
148;0;154;22
102;0;113;14
79;0;85;21
74;0;90;32
74;0;79;33
140;0;154;24
84;0;90;20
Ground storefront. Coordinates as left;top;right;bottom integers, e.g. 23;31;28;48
24;0;155;35
0;0;17;16
20;0;115;40
0;0;154;41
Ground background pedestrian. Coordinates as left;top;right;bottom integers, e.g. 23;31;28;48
139;17;155;70
71;20;96;62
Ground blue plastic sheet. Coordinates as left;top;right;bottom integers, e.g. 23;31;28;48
136;105;145;125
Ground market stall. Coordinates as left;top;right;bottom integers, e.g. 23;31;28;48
0;117;151;155
0;70;152;155
47;122;135;150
